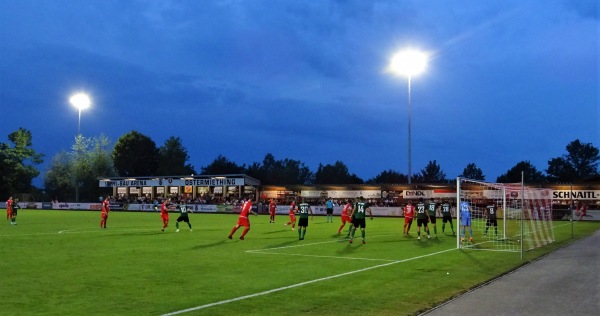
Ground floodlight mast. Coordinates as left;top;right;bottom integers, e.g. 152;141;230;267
388;49;428;184
69;93;91;135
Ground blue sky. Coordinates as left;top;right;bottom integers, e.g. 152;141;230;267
1;0;598;185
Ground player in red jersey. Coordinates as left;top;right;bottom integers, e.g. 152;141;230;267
403;201;415;235
284;199;297;230
6;196;13;221
337;199;353;236
160;198;172;232
100;196;110;228
268;199;277;223
228;197;257;240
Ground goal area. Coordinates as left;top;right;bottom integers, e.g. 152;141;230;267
456;177;554;252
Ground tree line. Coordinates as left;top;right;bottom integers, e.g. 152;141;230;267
1;128;598;202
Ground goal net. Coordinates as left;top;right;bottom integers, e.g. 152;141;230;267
456;178;554;252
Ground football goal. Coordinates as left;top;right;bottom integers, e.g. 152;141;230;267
456;177;554;252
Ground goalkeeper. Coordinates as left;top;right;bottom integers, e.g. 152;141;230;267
459;201;473;242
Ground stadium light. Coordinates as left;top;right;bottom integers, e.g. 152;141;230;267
388;49;429;184
69;92;91;135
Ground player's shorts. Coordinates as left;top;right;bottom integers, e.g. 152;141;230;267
352;218;366;229
101;214;108;219
486;218;497;227
442;215;452;223
326;208;333;215
341;215;352;224
404;217;413;225
417;218;428;227
161;214;169;221
289;214;296;222
177;216;190;223
11;210;17;216
237;217;250;227
269;210;276;216
429;216;436;224
460;217;471;226
298;217;309;227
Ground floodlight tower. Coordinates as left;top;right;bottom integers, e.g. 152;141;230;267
388;49;428;184
69;92;91;135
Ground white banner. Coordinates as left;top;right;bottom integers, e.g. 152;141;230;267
99;178;246;187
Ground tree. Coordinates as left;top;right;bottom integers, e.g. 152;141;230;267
367;170;407;184
314;161;363;184
546;139;599;182
460;163;485;180
112;131;159;177
413;160;447;183
497;161;546;183
0;128;44;197
44;134;116;202
157;137;196;176
201;155;245;174
245;153;313;185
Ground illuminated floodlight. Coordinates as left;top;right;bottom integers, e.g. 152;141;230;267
388;49;428;77
69;92;91;135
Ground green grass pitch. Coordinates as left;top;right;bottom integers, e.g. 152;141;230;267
1;210;599;315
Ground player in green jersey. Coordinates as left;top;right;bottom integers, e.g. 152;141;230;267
175;202;193;232
415;198;431;240
10;198;19;225
349;196;372;244
484;200;498;237
297;198;314;240
426;200;439;237
441;200;455;235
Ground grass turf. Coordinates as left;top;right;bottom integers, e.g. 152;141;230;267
1;210;598;315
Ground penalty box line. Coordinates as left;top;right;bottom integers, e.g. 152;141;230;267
161;247;456;316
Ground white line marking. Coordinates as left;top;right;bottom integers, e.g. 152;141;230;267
161;247;456;316
248;251;398;262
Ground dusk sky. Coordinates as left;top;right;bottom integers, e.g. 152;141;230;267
1;0;598;185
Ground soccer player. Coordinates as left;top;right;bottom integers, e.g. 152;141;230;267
284;199;297;230
160;198;171;232
578;203;588;221
403;201;414;235
348;196;372;244
6;196;13;221
325;197;334;223
297;198;314;240
175;201;193;232
337;199;353;236
426;199;439;237
10;198;19;225
484;200;498;238
459;200;473;242
100;196;110;228
441;200;455;235
228;197;257;240
415;198;431;240
268;199;277;223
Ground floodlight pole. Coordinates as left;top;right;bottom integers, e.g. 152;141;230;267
407;76;412;184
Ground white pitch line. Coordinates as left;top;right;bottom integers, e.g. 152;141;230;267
248;251;398;262
161;247;456;316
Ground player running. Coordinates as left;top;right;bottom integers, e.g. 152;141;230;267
284;199;297;230
160;198;172;232
228;197;257;240
175;201;193;232
10;198;19;225
337;199;353;236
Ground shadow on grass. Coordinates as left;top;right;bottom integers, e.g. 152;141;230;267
191;239;228;250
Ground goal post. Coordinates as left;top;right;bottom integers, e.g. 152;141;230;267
456;177;554;252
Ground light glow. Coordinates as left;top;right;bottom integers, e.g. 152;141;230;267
69;93;91;110
388;49;428;77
